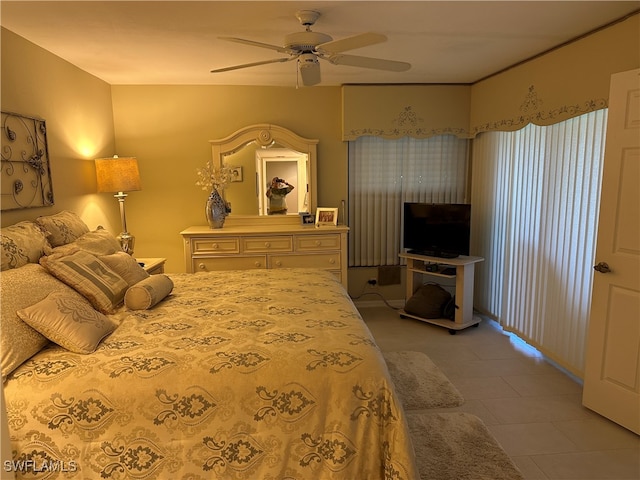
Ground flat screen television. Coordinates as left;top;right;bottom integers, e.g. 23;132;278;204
403;203;471;258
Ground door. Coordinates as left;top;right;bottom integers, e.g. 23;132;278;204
582;68;640;434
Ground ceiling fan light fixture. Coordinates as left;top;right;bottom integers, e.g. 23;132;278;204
284;31;332;51
298;53;321;86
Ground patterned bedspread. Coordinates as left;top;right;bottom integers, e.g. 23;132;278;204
4;269;418;479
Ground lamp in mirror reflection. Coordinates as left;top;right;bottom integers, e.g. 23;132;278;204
95;155;141;255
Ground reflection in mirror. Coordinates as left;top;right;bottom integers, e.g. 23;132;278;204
211;125;317;217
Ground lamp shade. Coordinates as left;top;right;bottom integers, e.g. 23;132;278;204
95;156;141;193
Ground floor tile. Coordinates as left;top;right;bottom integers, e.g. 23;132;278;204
487;422;579;456
503;373;583;397
551;418;640;451
482;394;595;424
530;449;640;479
451;375;522;399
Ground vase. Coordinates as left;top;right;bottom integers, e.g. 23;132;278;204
205;188;228;228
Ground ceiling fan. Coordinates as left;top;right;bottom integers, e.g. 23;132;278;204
210;10;411;86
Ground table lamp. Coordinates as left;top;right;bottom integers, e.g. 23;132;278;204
95;155;141;255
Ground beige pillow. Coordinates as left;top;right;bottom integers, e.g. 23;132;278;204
125;274;174;310
40;249;128;314
1;221;51;271
51;227;122;257
100;252;149;286
1;264;77;378
35;210;90;247
18;291;117;354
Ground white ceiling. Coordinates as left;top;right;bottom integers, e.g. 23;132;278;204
1;1;638;86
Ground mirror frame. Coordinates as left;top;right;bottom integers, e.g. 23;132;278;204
210;124;318;221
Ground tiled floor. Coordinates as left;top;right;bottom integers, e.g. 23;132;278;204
357;304;640;480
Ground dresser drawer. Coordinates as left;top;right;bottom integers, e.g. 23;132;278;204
193;255;267;272
269;253;341;270
192;237;240;254
243;236;293;253
295;234;342;251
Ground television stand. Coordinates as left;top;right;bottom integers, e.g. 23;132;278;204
407;249;459;259
399;251;484;334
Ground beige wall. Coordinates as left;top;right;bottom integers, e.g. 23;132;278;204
0;28;119;232
109;85;345;272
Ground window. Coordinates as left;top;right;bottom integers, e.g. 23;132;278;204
348;135;470;266
471;109;608;377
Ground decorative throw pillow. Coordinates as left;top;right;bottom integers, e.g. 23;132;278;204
125;274;174;310
35;210;90;247
52;227;122;257
18;291;117;354
100;252;149;287
0;221;51;271
40;249;128;314
1;263;79;379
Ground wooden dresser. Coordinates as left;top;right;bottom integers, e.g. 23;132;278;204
180;224;349;288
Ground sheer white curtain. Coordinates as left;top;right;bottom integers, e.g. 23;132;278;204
348;135;469;266
471;110;608;377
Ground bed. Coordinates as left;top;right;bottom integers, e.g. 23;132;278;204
1;211;418;479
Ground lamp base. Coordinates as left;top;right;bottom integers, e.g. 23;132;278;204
117;232;135;256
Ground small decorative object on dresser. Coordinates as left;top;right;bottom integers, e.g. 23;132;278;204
315;207;338;226
196;161;233;228
204;188;231;228
299;212;315;226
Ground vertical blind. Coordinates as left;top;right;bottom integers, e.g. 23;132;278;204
348;135;470;266
471;109;608;377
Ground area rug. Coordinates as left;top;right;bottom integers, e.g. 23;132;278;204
408;412;525;480
383;350;464;409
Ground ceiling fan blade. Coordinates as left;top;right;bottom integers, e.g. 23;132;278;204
211;57;294;73
219;36;292;55
298;53;321;86
324;54;411;72
316;32;386;54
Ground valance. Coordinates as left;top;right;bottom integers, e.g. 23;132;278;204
342;85;472;140
470;13;638;135
342;13;638;140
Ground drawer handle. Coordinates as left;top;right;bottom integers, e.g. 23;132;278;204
254;261;262;268
329;258;336;265
275;261;282;267
264;242;271;248
212;243;219;249
198;263;206;270
315;240;321;246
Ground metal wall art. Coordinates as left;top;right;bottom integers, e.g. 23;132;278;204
1;111;54;210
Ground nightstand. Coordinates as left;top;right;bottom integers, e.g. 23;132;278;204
136;257;166;275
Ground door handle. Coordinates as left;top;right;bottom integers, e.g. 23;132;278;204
593;262;611;274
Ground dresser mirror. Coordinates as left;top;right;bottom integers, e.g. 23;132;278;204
210;125;318;217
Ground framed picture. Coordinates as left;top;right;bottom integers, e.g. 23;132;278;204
299;212;315;226
315;207;338;226
230;166;243;182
